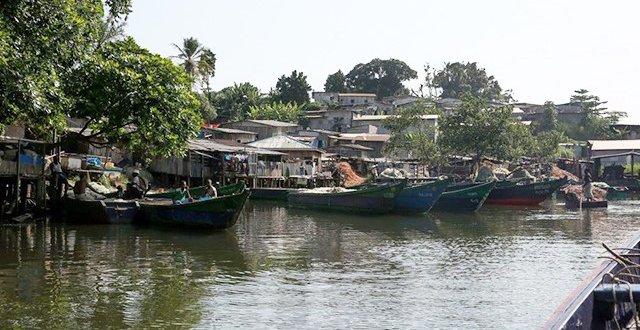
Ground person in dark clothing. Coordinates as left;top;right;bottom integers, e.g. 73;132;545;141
49;156;69;197
583;168;593;202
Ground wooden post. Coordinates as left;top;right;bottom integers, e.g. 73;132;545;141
201;154;204;186
15;139;21;215
632;154;635;179
187;151;192;186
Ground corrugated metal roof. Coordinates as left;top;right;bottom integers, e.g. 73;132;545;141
337;144;373;151
206;127;257;135
589;139;640;151
247;119;299;127
189;139;283;155
334;133;390;142
338;93;376;97
248;135;322;152
353;114;438;121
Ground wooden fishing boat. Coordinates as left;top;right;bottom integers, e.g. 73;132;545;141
60;197;139;224
138;187;250;229
432;181;496;212
104;182;245;199
393;178;451;213
545;233;640;329
563;191;608;209
484;177;567;206
287;181;406;214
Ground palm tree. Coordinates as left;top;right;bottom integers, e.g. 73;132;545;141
172;37;205;79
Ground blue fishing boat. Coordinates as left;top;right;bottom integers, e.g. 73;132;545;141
545;233;640;329
61;197;139;224
138;187;250;229
432;181;496;212
393;178;451;213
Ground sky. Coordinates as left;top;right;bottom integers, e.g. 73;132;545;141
126;0;640;122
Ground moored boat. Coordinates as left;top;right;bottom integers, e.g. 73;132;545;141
563;191;608;209
104;182;245;199
432;181;496;212
287;181;405;214
545;233;640;329
60;197;139;224
249;187;296;201
138;187;250;229
484;177;567;206
394;178;451;213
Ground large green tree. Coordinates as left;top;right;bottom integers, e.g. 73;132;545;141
345;58;417;99
0;0;131;137
248;102;303;124
383;101;441;164
272;70;311;105
324;70;347;93
172;37;216;90
439;95;532;173
213;83;262;121
64;38;201;157
433;62;509;102
567;89;626;140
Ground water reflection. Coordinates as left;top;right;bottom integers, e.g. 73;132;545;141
0;223;247;329
1;200;640;328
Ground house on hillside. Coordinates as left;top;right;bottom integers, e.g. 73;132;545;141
330;133;390;158
304;108;356;132
518;102;586;125
221;119;299;140
351;114;438;136
326;143;373;159
312;92;377;107
201;127;257;143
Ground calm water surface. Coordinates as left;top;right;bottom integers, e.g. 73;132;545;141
2;199;640;329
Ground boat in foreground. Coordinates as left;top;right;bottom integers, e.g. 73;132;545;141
432;181;496;212
104;182;245;199
563;191;608;209
545;233;640;329
287;181;405;214
394;179;451;213
484;178;567;206
61;196;139;224
138;187;250;229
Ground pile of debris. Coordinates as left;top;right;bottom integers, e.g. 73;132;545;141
561;184;607;201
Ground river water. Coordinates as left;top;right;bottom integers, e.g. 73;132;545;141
1;199;640;329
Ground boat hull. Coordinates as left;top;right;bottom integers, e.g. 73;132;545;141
484;178;566;206
139;189;250;229
288;182;405;214
249;188;295;201
60;197;139;224
432;181;496;212
394;179;451;213
545;233;640;329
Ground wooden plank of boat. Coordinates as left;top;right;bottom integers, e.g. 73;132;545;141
104;182;245;199
432;181;496;212
544;233;640;329
60;197;139;224
394;179;451;213
138;188;250;229
287;181;406;214
484;178;567;206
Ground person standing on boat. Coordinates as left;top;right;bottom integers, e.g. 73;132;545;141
583;168;593;202
49;156;69;197
173;180;192;204
129;170;145;199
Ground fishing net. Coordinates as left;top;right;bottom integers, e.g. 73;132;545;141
336;162;366;187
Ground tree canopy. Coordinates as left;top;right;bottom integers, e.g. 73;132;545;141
64;38;201;157
345;58;417;99
565;89;626;140
213;83;262;121
439;95;531;172
0;0;131;137
433;62;509;102
248;102;303;124
383;101;441;164
324;70;347;93
272;70;311;105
